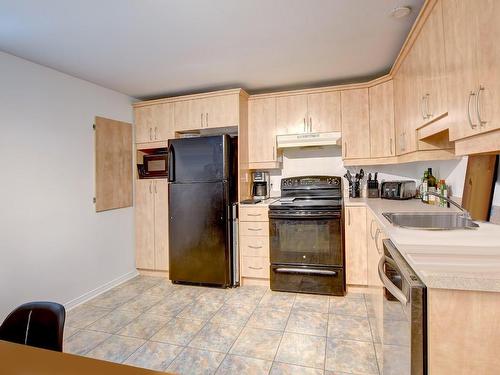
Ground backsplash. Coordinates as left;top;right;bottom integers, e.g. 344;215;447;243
266;146;468;198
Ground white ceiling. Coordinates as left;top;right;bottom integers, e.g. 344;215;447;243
0;0;423;99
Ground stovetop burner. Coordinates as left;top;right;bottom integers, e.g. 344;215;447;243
269;176;343;211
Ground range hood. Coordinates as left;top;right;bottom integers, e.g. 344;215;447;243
276;131;342;149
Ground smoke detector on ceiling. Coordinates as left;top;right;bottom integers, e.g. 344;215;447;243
390;6;412;18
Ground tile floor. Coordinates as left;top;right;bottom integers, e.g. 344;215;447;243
64;276;380;374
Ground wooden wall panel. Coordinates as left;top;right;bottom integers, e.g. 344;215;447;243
95;116;133;212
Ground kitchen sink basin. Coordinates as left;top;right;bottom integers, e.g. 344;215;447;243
382;211;479;230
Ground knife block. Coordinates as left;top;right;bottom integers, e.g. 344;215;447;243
367;180;379;198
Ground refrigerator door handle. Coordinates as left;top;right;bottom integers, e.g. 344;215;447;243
168;144;175;182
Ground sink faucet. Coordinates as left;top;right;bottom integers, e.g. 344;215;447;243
425;191;472;219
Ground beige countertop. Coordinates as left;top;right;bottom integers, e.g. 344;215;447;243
239;198;278;207
346;197;500;293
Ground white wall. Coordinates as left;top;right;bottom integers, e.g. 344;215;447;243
268;146;467;197
0;52;136;320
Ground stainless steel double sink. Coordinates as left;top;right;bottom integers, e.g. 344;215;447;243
382;211;479;230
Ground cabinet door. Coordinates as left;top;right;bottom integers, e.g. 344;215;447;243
135;180;155;269
476;0;500;135
154;103;175;142
248;98;277;163
405;44;423;152
341;89;370;159
134;106;154;143
420;0;448;124
276;94;308;134
154;180;169;271
394;61;409;155
369;81;395;157
174;99;205;131
204;94;239;129
307;91;341;132
442;0;480;141
345;206;367;285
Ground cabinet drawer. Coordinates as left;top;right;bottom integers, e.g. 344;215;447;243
241;256;270;279
240;236;269;257
239;206;269;222
239;221;269;236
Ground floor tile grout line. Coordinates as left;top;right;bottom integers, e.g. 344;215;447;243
363;294;381;375
270;293;295;365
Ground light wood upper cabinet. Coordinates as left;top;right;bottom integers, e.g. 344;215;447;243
204;94;240;129
369;81;395;157
174;93;240;132
135;103;174;143
345;206;367;286
135;179;169;271
248;98;277;165
135;180;155;269
393;52;418;155
443;0;500;141
174;99;205;131
307;91;341;132
341;88;370;159
276;94;308;135
419;0;448;124
154;180;169;271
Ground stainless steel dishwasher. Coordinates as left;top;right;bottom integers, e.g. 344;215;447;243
378;239;427;375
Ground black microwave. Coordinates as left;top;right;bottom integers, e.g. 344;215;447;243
138;153;168;179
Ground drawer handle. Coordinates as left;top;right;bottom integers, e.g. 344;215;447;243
248;245;263;249
248;266;263;270
247;213;262;217
275;267;337;276
247;228;262;231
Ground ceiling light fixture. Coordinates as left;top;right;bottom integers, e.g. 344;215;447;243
390;6;412;18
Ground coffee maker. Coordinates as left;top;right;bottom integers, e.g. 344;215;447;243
251;171;270;199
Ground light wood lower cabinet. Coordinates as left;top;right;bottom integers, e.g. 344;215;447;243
428;288;500;374
344;206;367;285
239;206;270;284
135;179;169;271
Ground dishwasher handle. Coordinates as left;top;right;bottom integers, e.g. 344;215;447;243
378;256;408;305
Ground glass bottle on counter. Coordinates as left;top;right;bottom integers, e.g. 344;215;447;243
421;171;429;203
427;168;437;205
439;179;448;207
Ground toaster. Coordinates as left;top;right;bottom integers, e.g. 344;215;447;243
380;180;416;200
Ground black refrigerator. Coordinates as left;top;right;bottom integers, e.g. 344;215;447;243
168;135;239;287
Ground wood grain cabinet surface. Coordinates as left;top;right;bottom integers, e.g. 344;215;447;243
369;81;395;158
248;97;277;166
306;91;341;133
341;89;370;159
276;94;309;135
174;93;240;132
239;206;270;282
344;206;367;286
135;103;174;143
443;0;500;142
135;179;169;271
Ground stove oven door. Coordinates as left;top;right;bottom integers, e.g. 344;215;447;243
269;210;342;266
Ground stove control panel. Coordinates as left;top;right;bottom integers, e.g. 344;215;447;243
281;176;342;190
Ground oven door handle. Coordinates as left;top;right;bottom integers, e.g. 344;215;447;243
275;267;337;276
378;256;408;305
269;213;341;219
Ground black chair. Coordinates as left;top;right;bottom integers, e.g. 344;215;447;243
0;302;65;352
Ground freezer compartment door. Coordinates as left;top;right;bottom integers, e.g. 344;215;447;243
168;135;229;183
168;181;230;286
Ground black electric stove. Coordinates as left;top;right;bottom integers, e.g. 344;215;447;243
269;176;345;296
